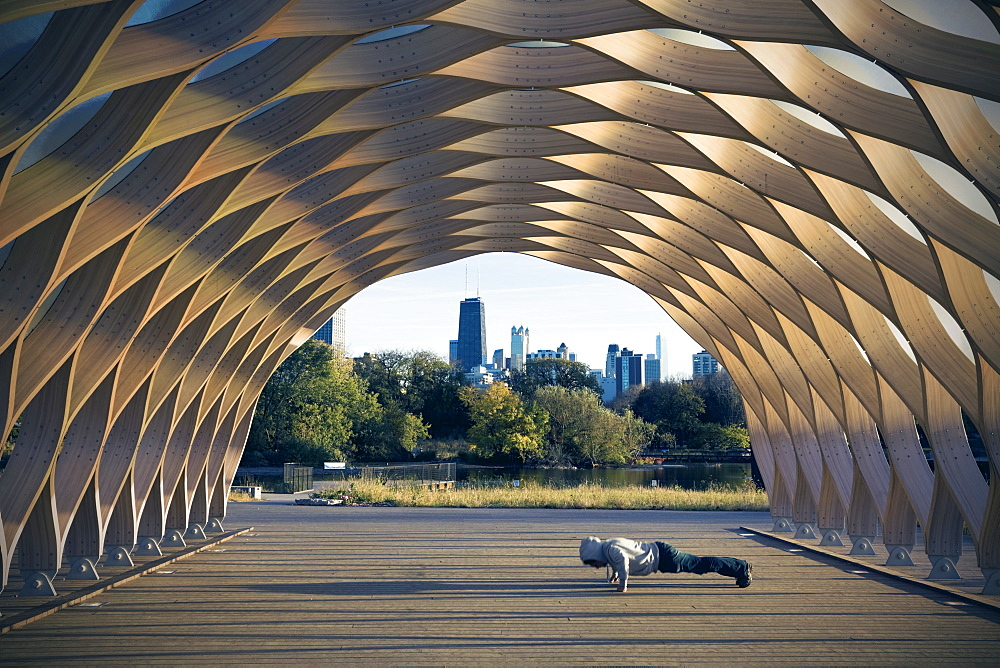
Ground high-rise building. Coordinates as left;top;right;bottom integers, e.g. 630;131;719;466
655;332;665;377
644;354;661;385
456;297;487;372
590;369;617;403
605;344;619;378
311;307;346;351
492;348;505;369
693;350;719;376
510;325;529;371
557;342;569;359
616;348;642;395
449;340;459;365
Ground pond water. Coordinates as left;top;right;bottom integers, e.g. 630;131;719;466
460;463;757;490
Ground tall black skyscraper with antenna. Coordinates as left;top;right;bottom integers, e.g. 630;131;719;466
456;297;487;372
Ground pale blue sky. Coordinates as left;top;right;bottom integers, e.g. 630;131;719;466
344;253;703;378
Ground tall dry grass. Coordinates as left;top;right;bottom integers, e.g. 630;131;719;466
316;479;768;511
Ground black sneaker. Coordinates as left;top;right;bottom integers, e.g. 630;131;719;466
736;563;753;588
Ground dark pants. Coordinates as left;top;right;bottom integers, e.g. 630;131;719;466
656;541;748;579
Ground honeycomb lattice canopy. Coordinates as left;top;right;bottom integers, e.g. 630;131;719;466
0;0;998;592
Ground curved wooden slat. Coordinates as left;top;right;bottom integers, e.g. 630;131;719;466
1;0;998;591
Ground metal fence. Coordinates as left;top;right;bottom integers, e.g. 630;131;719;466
280;462;313;493
360;462;456;486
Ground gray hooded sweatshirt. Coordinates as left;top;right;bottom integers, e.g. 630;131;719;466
579;536;659;588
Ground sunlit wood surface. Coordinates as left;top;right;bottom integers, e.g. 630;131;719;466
0;0;999;596
2;505;999;665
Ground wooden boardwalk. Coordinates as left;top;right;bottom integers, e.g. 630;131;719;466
1;498;999;665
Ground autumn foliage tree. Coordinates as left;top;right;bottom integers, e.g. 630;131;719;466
459;383;548;462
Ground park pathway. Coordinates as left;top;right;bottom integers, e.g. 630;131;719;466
1;498;998;665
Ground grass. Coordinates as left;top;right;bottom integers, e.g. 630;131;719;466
314;479;768;511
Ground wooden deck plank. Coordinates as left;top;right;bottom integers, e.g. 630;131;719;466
1;500;998;664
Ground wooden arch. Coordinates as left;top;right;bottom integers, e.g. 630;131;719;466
0;0;998;594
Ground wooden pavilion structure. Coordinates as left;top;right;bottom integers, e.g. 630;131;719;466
0;0;998;595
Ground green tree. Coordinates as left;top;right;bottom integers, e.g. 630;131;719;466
690;371;745;427
246;340;380;465
608;383;643;414
353;402;431;462
533;386;654;466
690;423;750;451
508;358;601;398
459;383;548;462
619;409;657;460
354;349;470;438
630;380;705;446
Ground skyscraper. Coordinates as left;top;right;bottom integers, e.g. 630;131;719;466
456;297;487;372
605;343;619;378
616;348;642;396
644;354;661;385
510;325;529;371
693;350;719;376
311;307;346;351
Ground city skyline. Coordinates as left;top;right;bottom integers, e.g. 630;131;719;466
344;253;703;376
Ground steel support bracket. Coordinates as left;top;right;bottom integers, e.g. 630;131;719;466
21;570;57;597
65;557;100;580
982;570;1000;595
849;537;877;556
205;517;225;533
184;524;206;541
794;523;819;540
928;556;961;580
135;537;163;556
819;530;844;547
104;545;135;567
772;518;794;532
161;529;186;548
885;546;915;567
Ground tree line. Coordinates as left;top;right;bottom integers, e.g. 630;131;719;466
242;341;748;467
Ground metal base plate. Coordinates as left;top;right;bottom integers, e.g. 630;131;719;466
795;523;819;540
849;537;877;556
135;537;163;556
982;571;1000;595
104;545;135;567
184;524;206;540
20;570;57;597
772;518;794;532
885;546;915;567
928;557;961;580
65;557;100;580
819;529;844;547
819;530;844;547
161;529;186;548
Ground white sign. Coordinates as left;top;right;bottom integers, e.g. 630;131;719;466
324;462;346;469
